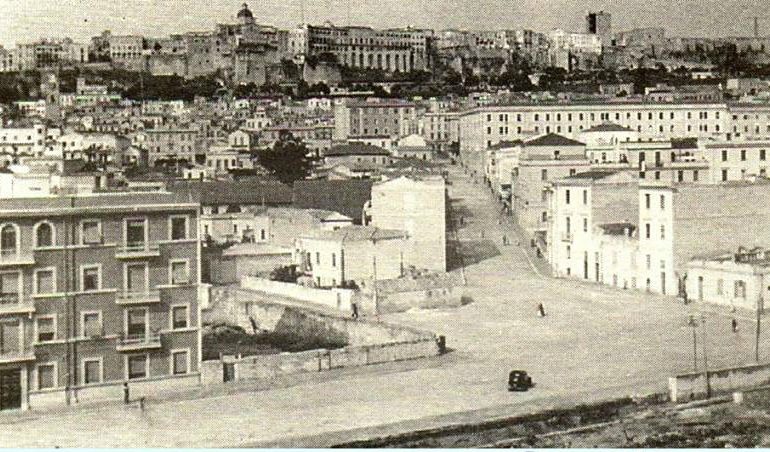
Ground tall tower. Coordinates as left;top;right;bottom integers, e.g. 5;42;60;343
586;11;612;46
237;3;255;26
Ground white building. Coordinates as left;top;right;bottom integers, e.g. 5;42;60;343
686;247;770;311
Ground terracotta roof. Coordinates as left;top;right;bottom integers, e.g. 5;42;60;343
584;123;633;132
325;142;391;157
525;133;585;147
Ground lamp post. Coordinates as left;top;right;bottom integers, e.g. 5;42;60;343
701;313;711;399
756;294;763;363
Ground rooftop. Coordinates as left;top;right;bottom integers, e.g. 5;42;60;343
584;123;634;133
167;179;293;206
525;133;585;147
325;142;391;157
302;225;407;242
0;191;197;217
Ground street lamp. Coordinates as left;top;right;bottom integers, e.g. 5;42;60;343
687;315;698;372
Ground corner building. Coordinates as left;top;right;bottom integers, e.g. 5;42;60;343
0;192;201;410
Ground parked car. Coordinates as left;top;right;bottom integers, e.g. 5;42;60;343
508;370;533;391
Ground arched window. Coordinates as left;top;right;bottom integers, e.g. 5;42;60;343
35;222;54;248
0;224;18;257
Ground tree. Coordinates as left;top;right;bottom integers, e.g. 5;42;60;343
269;265;298;283
257;132;315;184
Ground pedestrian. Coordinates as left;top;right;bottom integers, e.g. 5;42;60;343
537;303;546;317
351;302;359;319
732;318;738;333
123;382;130;405
502;234;508;246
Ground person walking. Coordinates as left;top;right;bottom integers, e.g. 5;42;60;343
538;303;546;317
351;302;359;319
732;318;738;333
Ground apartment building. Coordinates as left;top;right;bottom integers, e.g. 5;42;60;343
107;35;145;71
512;134;591;233
297;226;408;287
459;102;770;171
366;176;447;272
138;129;199;165
0;191;201;411
547;170;638;281
333;99;419;141
421;111;460;151
0;125;48;163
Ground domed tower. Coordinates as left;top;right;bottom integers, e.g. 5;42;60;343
237;3;255;25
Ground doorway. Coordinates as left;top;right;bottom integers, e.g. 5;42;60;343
0;369;22;411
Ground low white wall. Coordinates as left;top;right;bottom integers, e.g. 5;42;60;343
241;277;354;312
669;362;770;402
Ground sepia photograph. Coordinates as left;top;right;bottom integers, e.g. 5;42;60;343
2;0;770;448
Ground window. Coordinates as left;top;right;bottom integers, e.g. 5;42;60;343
83;359;102;384
127;308;147;338
722;169;728;182
35;222;54;247
693;170;699;182
583;190;587;205
721;150;728;162
565;190;570;204
172;350;189;375
646;254;651;270
331;253;336;267
677;170;684;182
583;218;588;233
645;223;651;239
315;252;320;264
171;305;188;329
37;364;56;390
0;223;18;256
126;219;146;248
735;280;747;299
126;263;147;293
660;225;665;240
565;217;571;234
741;150;747;161
660;195;665;210
717;278;724;295
36;316;56;342
541;169;547;181
127;355;148;379
170;260;189;285
34;268;55;294
645;194;650;209
81;265;101;292
170;216;188;240
82;312;102;338
81;220;102;245
566;245;571;259
761;149;766;161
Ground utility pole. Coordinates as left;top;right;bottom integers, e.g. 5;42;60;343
756;295;763;363
702;313;711;399
688;315;698;371
372;254;379;317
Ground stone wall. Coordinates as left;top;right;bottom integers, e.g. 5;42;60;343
240;277;354;312
201;338;440;385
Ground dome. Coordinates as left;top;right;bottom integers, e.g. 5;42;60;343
237;3;253;19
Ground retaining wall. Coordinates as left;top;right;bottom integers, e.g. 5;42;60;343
201;338;440;385
240;277;354;312
669;361;770;402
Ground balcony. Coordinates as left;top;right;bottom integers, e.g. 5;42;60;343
0;294;35;316
0;249;35;268
116;332;162;352
115;243;161;259
0;349;35;364
561;232;573;243
116;289;161;305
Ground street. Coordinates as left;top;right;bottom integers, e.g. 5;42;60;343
0;163;767;447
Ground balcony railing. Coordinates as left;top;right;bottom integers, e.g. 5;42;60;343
116;289;161;305
0;293;34;315
0;348;35;364
0;249;35;267
115;242;161;259
116;332;162;352
561;232;573;242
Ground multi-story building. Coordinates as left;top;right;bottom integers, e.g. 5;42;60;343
686;247;770;312
421;111;460;151
586;11;612;47
512;134;591;233
0;191;201;411
334;99;419;141
13;39;88;71
703;140;770;182
137;129;199;165
306;24;432;72
107;35;145;71
366;176;447;272
459;102;770;170
0;125;48;164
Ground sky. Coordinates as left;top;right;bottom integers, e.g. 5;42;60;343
0;0;767;48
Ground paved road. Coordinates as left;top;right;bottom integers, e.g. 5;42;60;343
1;164;767;447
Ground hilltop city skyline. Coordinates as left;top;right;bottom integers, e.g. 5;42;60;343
0;0;768;48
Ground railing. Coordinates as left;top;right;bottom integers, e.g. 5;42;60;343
561;232;573;242
0;293;33;315
116;331;162;351
116;289;161;304
116;242;161;258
